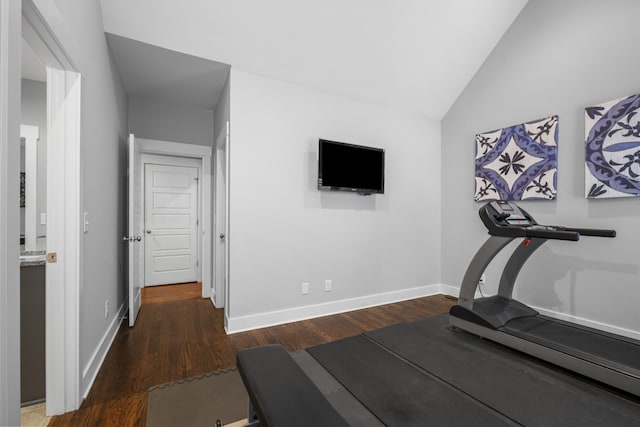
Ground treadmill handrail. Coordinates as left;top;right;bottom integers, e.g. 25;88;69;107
558;226;616;238
525;227;579;241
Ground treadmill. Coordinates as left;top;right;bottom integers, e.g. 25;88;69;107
450;200;640;397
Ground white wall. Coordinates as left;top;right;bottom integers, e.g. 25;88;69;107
36;0;129;399
128;97;214;146
442;0;640;338
20;79;47;238
227;69;442;331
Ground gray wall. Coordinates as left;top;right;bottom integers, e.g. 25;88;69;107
128;97;214;146
227;69;442;331
44;0;129;397
20;79;47;238
442;0;640;336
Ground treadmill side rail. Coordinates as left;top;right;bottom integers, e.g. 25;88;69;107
450;316;640;398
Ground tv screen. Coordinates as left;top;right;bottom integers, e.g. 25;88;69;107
318;139;385;194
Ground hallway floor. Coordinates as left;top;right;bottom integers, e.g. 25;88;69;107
21;402;49;427
48;282;455;426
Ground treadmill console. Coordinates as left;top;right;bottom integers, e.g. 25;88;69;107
488;201;532;226
480;201;615;241
480;201;543;239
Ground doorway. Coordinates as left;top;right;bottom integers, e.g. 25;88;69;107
19;124;46;410
22;1;83;418
20;11;48;416
127;137;212;327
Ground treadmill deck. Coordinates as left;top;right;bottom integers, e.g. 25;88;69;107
307;314;640;426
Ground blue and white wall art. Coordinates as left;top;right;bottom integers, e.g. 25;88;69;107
474;115;558;201
585;94;640;199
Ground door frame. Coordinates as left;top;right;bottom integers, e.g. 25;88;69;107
45;63;82;416
0;0;83;419
26;0;82;417
136;138;212;297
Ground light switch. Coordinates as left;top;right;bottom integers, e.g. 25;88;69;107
40;213;47;225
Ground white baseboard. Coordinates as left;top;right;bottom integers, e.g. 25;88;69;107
439;284;460;297
225;280;640;341
226;284;444;334
80;303;126;399
201;282;211;298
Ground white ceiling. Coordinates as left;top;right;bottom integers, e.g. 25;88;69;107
102;0;528;119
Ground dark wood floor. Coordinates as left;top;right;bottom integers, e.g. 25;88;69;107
49;283;456;426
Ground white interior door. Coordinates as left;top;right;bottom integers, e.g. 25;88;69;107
144;163;198;286
214;147;226;307
214;123;229;307
127;134;142;327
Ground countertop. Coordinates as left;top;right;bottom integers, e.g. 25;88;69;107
20;251;46;267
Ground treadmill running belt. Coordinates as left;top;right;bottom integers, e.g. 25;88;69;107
307;335;514;426
366;315;640;426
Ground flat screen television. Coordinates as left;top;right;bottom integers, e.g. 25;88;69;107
318;139;385;194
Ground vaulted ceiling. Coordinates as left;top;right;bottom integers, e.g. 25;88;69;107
101;0;528;119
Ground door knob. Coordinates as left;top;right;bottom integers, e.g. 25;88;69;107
122;236;130;242
219;233;225;239
136;236;142;242
146;229;152;234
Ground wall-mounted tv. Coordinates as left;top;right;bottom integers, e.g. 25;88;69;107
318;139;385;195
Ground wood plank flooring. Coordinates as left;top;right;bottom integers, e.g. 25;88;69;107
48;283;456;426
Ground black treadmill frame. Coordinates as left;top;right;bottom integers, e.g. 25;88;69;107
449;202;640;397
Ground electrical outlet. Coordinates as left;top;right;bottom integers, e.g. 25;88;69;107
479;274;486;286
324;279;332;292
105;300;110;318
302;283;309;295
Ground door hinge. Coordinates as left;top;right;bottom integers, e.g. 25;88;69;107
196;260;199;267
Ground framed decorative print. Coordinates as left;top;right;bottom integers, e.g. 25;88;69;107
585;93;640;198
474;115;558;201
